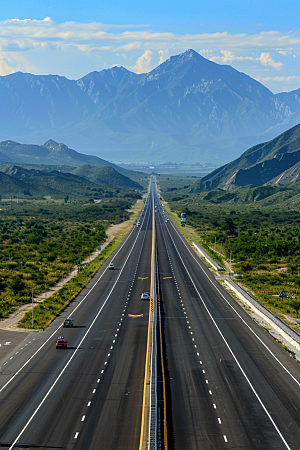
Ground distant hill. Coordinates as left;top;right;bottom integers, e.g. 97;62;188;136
0;139;142;179
0;164;142;199
191;123;300;192
1;50;300;164
58;165;142;189
0;165;98;199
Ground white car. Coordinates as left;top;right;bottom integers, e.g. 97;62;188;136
108;262;114;270
141;291;150;300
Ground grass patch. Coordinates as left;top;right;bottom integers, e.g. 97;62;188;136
19;236;123;330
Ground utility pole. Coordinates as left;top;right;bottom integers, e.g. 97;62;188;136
214;236;216;252
230;249;232;267
221;241;223;255
32;288;34;329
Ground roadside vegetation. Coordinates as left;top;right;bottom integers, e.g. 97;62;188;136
19;237;123;329
0;193;142;321
158;176;300;333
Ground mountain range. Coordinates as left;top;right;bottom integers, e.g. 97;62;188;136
190;122;300;192
1;49;300;164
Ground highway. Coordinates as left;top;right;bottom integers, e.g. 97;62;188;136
0;182;154;450
155;189;300;449
1;176;300;449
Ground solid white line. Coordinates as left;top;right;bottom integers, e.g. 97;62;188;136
6;205;151;450
0;218;140;394
170;220;300;388
165;223;292;449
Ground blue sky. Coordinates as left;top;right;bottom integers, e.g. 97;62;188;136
0;0;299;92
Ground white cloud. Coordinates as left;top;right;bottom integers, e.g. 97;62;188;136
158;49;168;64
210;50;255;64
0;17;298;90
0;51;36;75
210;50;282;69
259;52;282;69
131;50;153;73
256;75;300;82
0;18;299;52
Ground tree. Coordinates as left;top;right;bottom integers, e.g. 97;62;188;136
290;299;300;319
9;275;26;295
223;217;238;237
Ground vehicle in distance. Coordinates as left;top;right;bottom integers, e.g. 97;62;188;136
56;335;67;349
63;318;74;327
141;291;150;300
108;262;114;270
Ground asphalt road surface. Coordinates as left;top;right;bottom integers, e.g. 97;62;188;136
0;182;154;450
1;177;300;449
155;190;300;450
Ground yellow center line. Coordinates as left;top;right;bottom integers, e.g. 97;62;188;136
138;277;148;279
163;277;172;279
139;192;155;450
128;314;144;317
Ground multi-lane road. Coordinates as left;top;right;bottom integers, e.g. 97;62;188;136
1;176;300;449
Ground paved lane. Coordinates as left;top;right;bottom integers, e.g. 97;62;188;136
0;181;155;450
156;193;300;450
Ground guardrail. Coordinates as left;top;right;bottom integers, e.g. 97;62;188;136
225;277;300;351
192;240;300;352
192;241;225;271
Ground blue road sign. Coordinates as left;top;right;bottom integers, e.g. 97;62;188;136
279;289;286;298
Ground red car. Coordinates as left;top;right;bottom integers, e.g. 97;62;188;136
56;335;68;349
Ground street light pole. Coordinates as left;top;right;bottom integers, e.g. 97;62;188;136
32;287;33;329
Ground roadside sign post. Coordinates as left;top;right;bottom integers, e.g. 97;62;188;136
279;288;286;308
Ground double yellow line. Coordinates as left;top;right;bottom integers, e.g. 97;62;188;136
139;187;168;449
139;193;155;450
